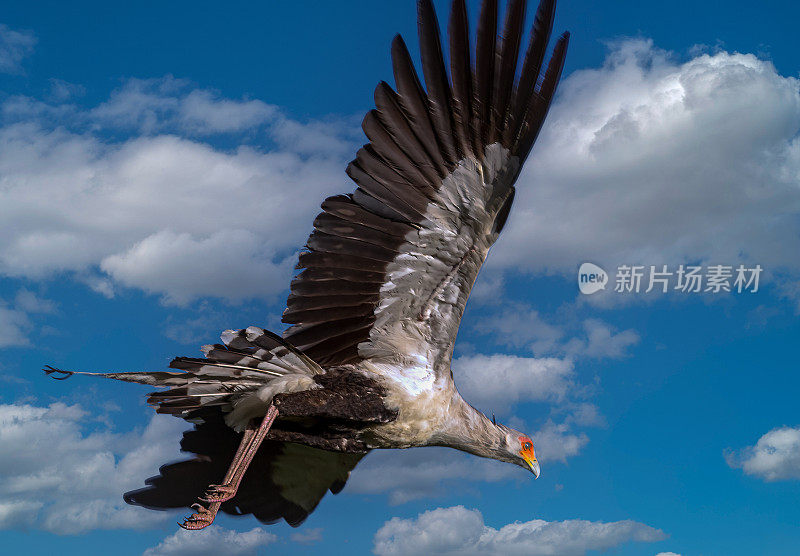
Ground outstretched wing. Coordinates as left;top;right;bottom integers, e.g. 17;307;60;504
284;0;568;375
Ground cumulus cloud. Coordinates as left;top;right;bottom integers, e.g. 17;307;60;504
0;86;356;303
727;426;800;481
480;307;639;360
372;505;666;556
0;288;63;350
0;289;59;348
563;319;640;359
100;229;294;305
290;527;323;545
495;39;800;294
453;354;574;411
0;402;186;533
88;77;279;135
13;289;56;314
143;526;277;556
469;270;506;303
531;420;589;463
0;303;30;348
481;308;566;355
0;500;42;529
1;39;797;309
0;24;36;74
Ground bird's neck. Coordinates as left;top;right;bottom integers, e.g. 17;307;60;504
434;389;510;461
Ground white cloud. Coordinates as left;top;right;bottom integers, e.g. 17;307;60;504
0;402;186;534
88;77;279;135
1;39;797;310
0;24;36;74
47;79;85;103
481;307;639;360
482;308;566;355
0;86;356;303
453;354;574;412
655;552;682;556
14;289;56;314
727;426;800;481
143;526;277;556
100;229;294;306
531;421;589;464
468;270;505;304
0;303;30;348
0;500;42;529
372;506;666;556
290;527;323;545
563;319;639;359
494;39;800;293
0;290;58;349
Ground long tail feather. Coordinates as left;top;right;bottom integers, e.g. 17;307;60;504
43;365;186;385
45;326;323;419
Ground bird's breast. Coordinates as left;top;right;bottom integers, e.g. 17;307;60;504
356;363;455;449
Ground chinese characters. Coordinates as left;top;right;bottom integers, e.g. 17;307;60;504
613;264;762;294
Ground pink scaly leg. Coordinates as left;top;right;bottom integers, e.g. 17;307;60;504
179;405;279;530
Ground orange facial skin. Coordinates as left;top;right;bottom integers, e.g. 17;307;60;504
519;436;536;462
518;435;540;478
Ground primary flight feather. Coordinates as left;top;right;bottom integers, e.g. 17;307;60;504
47;0;568;530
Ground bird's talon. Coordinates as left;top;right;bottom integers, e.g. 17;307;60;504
200;484;236;503
180;516;213;530
178;501;218;530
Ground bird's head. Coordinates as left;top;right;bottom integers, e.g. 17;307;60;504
495;425;540;478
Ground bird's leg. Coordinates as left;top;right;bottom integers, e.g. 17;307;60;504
200;405;278;503
179;405;278;530
197;423;259;504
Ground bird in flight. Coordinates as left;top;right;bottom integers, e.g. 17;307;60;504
47;0;568;531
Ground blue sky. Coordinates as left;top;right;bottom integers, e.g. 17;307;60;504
1;1;799;555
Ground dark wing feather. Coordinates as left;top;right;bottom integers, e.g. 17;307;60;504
505;0;556;145
374;81;442;185
448;0;474;157
490;0;526;144
516;30;569;161
284;0;569;373
391;35;448;177
473;0;498;154
124;409;365;527
418;0;459;164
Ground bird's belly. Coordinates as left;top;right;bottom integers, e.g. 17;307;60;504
360;386;453;449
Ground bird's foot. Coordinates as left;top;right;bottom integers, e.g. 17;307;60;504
199;484;237;503
178;503;218;530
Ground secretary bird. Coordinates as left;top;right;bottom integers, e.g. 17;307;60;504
46;0;568;530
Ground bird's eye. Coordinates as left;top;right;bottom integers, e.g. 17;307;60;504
523;442;532;450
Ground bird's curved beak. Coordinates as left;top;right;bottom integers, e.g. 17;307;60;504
526;457;540;479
